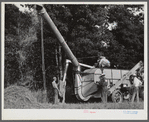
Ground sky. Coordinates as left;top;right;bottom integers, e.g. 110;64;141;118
14;4;32;13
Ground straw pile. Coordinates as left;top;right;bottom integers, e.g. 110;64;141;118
4;85;44;109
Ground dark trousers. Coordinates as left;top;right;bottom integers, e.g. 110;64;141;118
101;82;108;103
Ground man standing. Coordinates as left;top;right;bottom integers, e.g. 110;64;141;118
96;74;108;103
131;74;142;103
101;80;108;103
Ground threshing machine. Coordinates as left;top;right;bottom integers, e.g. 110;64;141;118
36;5;144;102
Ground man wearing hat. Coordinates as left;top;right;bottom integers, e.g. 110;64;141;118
95;73;108;103
97;56;110;73
131;73;142;103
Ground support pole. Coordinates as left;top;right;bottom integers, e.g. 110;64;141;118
59;46;63;80
41;17;47;93
54;47;59;104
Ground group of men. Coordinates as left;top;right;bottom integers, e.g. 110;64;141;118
94;56;110;103
53;55;144;103
95;55;144;103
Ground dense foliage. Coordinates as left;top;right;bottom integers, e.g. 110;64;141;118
4;4;144;102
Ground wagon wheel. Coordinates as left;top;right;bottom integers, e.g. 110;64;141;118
112;90;123;103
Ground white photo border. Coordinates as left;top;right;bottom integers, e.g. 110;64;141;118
1;1;148;120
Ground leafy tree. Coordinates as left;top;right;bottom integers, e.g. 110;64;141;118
43;5;112;66
107;5;144;69
5;4;38;87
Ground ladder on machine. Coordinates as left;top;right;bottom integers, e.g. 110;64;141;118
107;61;143;95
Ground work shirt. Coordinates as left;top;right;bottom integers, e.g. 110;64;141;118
133;77;142;87
99;58;110;67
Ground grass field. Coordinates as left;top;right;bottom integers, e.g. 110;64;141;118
4;85;144;109
38;102;144;109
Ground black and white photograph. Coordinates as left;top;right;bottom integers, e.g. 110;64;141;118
1;1;148;120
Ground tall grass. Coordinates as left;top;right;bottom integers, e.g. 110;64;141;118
32;90;47;103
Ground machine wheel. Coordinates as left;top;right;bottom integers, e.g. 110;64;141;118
111;90;123;103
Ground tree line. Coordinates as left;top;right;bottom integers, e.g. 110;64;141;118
5;4;144;101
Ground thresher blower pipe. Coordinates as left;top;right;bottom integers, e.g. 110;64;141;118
36;5;79;69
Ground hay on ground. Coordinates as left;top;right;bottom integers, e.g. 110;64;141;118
4;85;44;109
